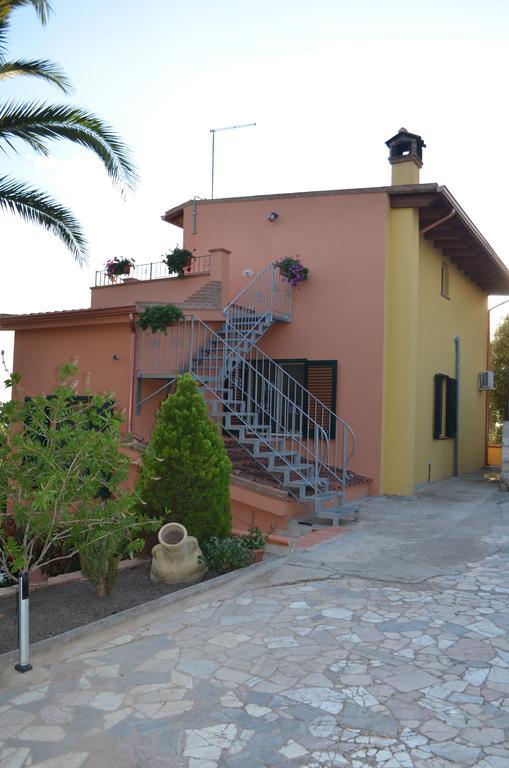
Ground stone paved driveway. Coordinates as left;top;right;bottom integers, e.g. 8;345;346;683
0;476;508;767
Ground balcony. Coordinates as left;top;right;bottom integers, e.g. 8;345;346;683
90;248;230;313
94;254;210;286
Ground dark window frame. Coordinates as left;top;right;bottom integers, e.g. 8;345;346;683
267;358;338;439
433;374;457;440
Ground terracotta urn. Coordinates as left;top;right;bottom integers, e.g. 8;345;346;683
150;523;207;584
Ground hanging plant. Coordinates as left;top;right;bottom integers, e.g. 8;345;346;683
162;246;194;278
105;257;135;280
275;256;309;286
138;304;184;334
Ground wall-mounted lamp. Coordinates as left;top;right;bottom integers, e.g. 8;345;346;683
267;211;279;222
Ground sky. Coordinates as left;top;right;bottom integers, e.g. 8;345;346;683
1;0;509;396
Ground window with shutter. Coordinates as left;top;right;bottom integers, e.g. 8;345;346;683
305;361;337;439
243;359;338;439
433;373;457;440
445;377;457;438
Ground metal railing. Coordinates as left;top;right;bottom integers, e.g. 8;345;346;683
223;263;292;350
136;315;354;501
95;254;210;286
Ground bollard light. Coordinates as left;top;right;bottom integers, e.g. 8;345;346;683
15;571;32;673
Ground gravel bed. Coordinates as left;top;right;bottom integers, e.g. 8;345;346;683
0;561;216;654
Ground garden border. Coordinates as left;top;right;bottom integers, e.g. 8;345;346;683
0;554;283;673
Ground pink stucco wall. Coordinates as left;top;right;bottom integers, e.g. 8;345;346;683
12;323;132;420
180;192;387;491
90;274;211;309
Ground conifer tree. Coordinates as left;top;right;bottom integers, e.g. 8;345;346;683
137;374;232;543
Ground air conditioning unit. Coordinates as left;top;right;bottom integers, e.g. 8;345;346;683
479;371;495;390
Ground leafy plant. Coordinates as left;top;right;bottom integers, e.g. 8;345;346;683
0;1;137;263
275;256;309;286
162;246;194;278
105;257;135;279
241;527;268;551
199;536;253;574
0;361;159;591
136;373;232;544
138;304;184;334
490;314;509;444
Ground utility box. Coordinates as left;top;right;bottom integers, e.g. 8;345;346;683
479;371;495;390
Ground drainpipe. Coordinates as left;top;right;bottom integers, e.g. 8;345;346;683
419;208;456;236
191;196;204;235
454;336;460;476
127;312;137;432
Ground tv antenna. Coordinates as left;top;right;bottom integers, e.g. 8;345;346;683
210;122;256;199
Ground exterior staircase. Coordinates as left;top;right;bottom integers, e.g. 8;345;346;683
137;263;356;523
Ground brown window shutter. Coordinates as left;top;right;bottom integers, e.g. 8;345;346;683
306;361;337;439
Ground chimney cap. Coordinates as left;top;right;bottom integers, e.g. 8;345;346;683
385;127;426;167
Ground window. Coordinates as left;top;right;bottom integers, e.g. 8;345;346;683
433;374;457;439
231;359;338;439
441;262;450;299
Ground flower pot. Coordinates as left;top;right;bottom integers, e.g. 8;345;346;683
151;522;207;584
252;548;264;564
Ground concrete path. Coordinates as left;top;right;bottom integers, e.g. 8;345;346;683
1;473;508;767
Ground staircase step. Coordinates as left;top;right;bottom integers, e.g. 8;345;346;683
270;463;313;474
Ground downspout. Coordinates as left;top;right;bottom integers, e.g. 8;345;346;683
454;336;460;476
192;196;204;235
127;312;137;432
419;208;456;235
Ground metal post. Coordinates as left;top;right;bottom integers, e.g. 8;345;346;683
210;130;216;199
209;122;256;199
15;571;32;673
189;317;195;372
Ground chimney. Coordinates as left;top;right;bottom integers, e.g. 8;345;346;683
385;127;426;185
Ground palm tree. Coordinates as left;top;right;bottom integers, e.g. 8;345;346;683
0;0;137;263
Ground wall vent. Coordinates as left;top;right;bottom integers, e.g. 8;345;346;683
479;371;495;390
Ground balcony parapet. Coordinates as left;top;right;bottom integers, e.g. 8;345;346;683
94;254;210;286
90;248;230;311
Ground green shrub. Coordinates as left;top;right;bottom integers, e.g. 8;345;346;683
200;529;267;574
200;536;252;574
137;373;232;544
0;361;158;588
138;304;183;334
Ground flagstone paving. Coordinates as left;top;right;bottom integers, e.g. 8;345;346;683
1;477;508;767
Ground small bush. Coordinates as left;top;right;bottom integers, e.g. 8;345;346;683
200;536;253;574
137;374;232;544
200;529;267;574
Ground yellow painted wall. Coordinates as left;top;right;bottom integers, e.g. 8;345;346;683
414;238;487;484
381;207;420;495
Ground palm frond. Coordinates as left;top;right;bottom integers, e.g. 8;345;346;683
0;101;138;192
0;175;87;263
0;1;51;58
0;59;71;92
0;0;50;25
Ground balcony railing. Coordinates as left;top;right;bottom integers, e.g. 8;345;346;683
94;254;210;287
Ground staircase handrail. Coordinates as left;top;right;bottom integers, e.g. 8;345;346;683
223;263;292;351
181;315;353;491
248;341;356;466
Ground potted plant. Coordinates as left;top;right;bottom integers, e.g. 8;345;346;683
275;256;309;286
137;304;184;334
241;527;268;563
105;257;135;281
162;246;194;278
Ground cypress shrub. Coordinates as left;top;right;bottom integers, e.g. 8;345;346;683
137;373;232;543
